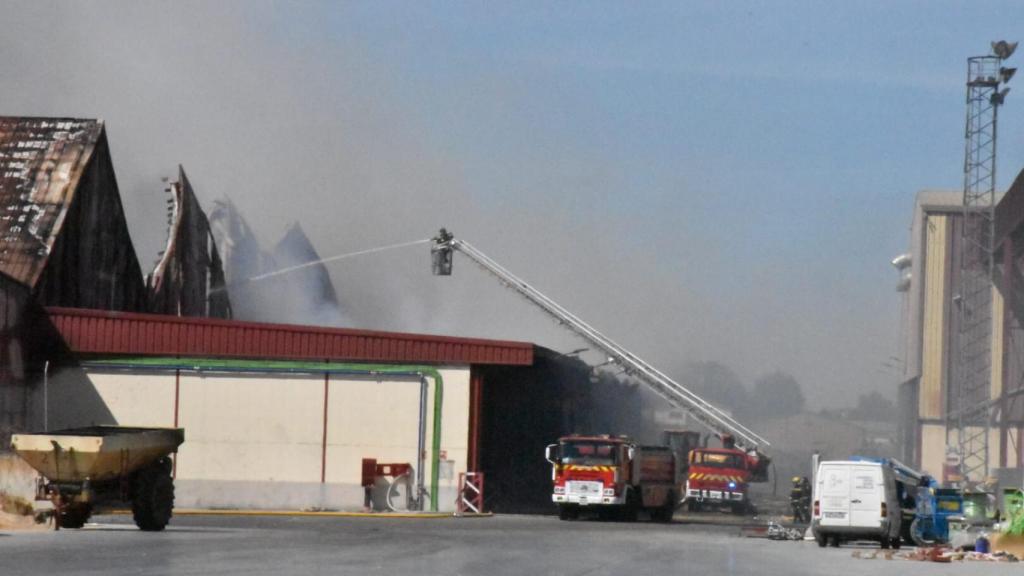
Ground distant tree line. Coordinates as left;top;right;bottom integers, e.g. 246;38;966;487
679;361;895;422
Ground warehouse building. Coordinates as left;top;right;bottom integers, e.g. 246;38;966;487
899;173;1024;486
29;307;530;511
12;306;639;513
0;116;645;513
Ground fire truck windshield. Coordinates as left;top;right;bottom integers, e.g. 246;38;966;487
691;451;745;469
559;442;618;466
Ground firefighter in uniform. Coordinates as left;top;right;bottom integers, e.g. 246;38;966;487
790;476;811;523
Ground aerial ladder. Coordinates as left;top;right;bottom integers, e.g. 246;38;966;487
430;229;771;466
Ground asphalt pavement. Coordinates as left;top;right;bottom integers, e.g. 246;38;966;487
1;513;1021;576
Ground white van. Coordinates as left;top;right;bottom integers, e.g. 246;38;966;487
811;460;904;549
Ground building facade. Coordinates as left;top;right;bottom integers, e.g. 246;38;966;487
901;183;1024;485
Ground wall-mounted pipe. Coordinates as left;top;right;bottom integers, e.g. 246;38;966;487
81;359;445;511
417;376;428;509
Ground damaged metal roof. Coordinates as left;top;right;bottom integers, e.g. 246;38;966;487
148;165;232;318
0;117;104;287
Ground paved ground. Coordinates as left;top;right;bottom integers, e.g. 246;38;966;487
1;513;1021;576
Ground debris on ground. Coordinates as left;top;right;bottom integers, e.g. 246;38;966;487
766;521;804;541
849;544;1020;563
992;533;1024;558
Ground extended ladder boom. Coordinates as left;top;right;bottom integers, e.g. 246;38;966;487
432;231;769;452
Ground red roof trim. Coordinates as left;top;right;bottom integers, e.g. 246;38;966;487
45;307;534;366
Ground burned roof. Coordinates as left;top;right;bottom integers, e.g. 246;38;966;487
0;117;104;287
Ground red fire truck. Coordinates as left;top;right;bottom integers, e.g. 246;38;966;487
683;435;768;514
546;434;678;522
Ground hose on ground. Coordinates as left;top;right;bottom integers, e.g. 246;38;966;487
386;471;412;512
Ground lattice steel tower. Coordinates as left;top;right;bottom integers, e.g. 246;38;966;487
953;41;1016;483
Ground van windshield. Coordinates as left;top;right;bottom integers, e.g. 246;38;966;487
560;442;618;466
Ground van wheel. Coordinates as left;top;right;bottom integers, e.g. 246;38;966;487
829;535;841;548
816;532;827;547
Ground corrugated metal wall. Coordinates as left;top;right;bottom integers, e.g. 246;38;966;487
919;214;948;420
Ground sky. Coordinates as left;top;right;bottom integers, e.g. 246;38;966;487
3;0;1024;409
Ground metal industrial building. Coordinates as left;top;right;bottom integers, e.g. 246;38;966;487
0;116;644;513
899;171;1024;485
36;307;533;511
3;306;639;513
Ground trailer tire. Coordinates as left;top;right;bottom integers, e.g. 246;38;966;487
60;503;92;529
133;459;174;531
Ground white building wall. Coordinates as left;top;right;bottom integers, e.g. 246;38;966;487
35;364;471;511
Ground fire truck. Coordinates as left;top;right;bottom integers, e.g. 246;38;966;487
431;230;772;511
683;434;768;514
663;430;768;514
546;435;677;521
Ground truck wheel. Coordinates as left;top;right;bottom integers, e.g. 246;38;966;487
60;503;92;529
686;499;700;513
651;494;675;523
557;505;577;521
618;490;639;522
132;459;175;531
732;501;755;516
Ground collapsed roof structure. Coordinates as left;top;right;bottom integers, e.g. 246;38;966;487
148;166;232;318
209;197;344;326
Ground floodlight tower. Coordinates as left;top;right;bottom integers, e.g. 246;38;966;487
953;41;1017;484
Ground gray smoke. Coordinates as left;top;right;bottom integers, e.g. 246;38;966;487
0;1;907;410
208;197;347;327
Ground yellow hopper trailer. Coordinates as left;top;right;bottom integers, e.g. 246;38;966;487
10;426;184;530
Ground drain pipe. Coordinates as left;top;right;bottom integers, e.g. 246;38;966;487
417;375;428;510
84;359;445;512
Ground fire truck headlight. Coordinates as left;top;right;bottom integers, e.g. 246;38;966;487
554;486;565;495
728;481;737;490
603;488;615;497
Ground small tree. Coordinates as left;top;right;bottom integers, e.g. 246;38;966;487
683;361;749;417
850;391;896;422
750;370;804;419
